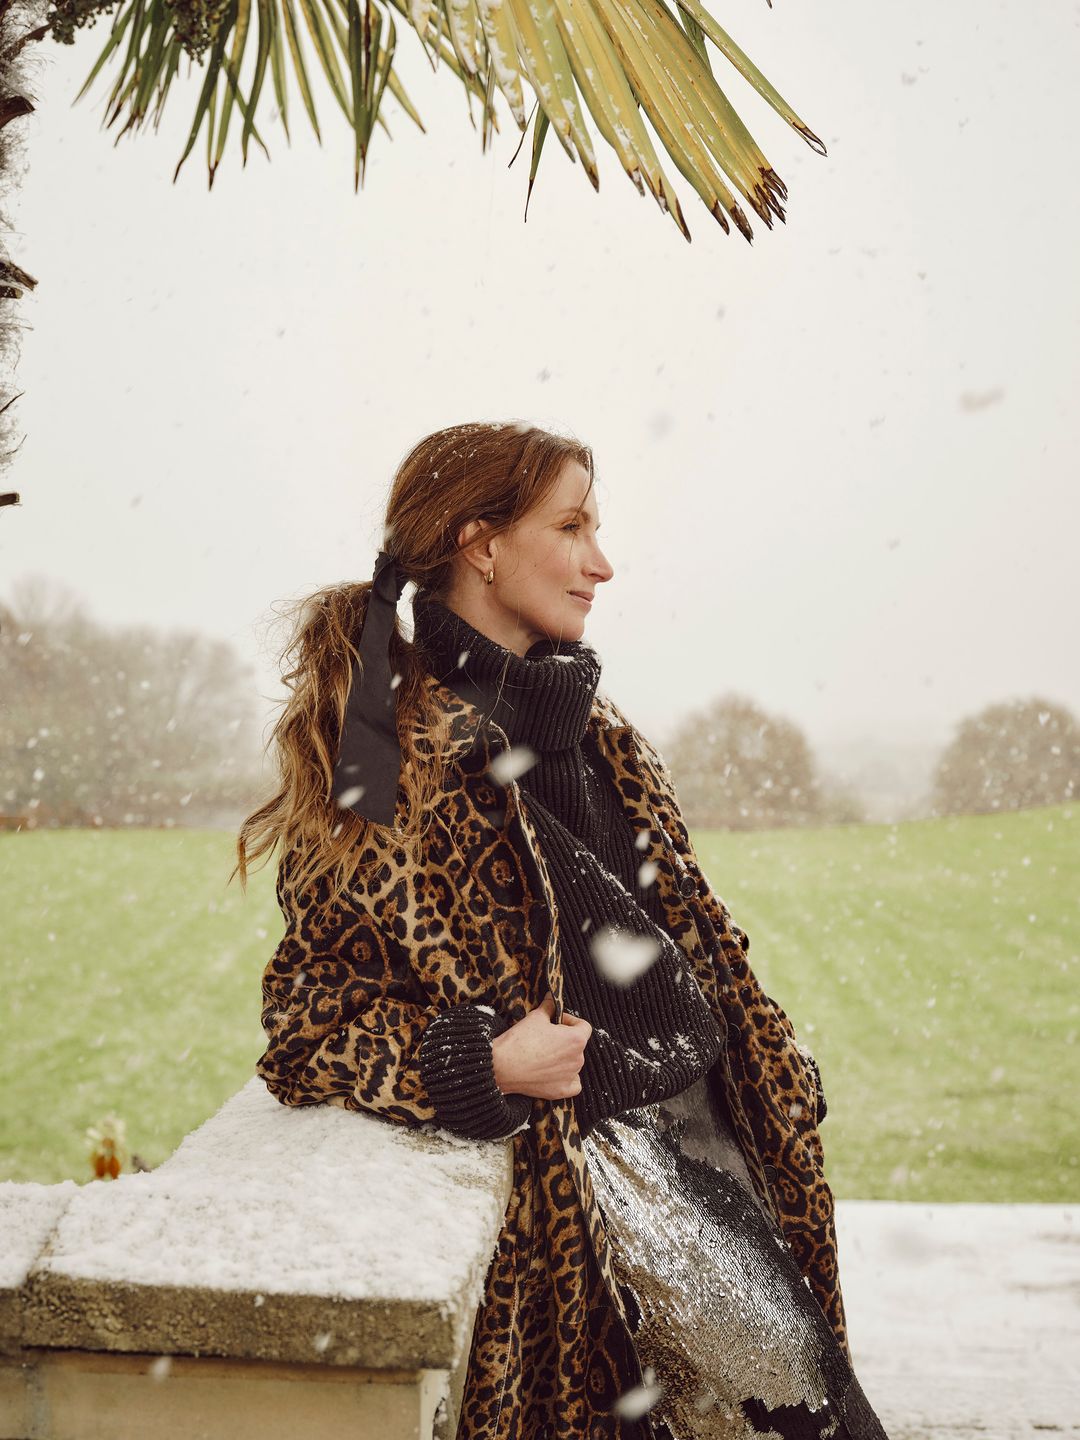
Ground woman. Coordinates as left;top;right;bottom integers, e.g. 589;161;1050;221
237;421;890;1440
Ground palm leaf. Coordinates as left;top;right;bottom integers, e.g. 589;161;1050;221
280;0;322;141
212;0;252;176
69;4;136;104
295;0;351;121
172;0;238;180
674;0;825;153
267;0;292;141
55;0;825;238
442;0;482;79
241;0;275;162
150;37;186;126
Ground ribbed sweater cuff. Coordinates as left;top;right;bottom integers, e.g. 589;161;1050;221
417;1006;533;1141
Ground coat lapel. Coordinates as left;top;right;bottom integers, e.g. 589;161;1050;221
421;676;682;1333
424;679;630;1327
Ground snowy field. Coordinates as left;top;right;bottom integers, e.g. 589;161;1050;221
840;1200;1080;1438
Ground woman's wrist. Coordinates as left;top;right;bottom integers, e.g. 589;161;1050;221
491;1031;514;1094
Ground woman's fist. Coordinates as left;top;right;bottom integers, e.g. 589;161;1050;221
491;991;592;1100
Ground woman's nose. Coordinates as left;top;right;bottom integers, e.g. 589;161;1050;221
592;546;615;583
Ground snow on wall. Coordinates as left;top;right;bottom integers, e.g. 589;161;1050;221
0;1180;80;1290
17;1079;513;1308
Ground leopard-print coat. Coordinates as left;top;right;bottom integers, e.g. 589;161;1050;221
256;671;848;1439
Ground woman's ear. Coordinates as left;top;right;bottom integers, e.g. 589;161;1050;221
455;516;496;571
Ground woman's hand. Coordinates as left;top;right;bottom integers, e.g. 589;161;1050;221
491;992;592;1100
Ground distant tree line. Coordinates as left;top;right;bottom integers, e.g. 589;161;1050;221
663;692;1079;831
0;576;263;828
3;575;1077;832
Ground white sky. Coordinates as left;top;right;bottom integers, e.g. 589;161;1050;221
4;0;1078;773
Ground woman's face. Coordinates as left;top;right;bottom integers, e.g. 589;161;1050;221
461;459;615;654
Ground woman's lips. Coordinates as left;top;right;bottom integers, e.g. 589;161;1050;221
568;592;593;608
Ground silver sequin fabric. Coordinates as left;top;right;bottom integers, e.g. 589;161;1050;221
582;1073;889;1440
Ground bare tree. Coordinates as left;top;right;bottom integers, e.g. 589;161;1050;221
664;691;842;831
0;574;263;827
930;696;1080;817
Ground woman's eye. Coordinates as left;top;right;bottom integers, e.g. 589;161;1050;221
563;522;581;532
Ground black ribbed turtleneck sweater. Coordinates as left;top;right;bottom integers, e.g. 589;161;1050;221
411;591;724;1142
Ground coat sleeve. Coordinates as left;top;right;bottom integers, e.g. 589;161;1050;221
255;854;532;1141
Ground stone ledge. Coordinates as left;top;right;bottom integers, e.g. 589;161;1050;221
1;1078;515;1374
0;1180;78;1352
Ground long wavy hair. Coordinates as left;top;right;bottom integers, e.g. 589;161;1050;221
231;420;596;910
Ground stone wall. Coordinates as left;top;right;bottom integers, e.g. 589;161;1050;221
0;1079;514;1439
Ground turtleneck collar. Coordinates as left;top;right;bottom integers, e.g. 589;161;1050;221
411;590;602;752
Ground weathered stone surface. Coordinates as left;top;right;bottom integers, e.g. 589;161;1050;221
0;1180;79;1350
2;1079;514;1371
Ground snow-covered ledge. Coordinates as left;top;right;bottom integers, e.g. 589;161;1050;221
0;1078;514;1440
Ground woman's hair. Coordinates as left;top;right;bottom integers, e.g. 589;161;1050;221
231;420;595;909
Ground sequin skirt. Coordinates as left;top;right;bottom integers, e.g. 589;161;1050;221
581;1074;889;1440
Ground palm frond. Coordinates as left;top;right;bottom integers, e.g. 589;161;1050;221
46;0;825;238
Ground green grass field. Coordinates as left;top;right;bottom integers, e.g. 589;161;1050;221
3;806;1077;1201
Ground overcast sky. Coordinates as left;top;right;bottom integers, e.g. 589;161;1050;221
4;0;1078;783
